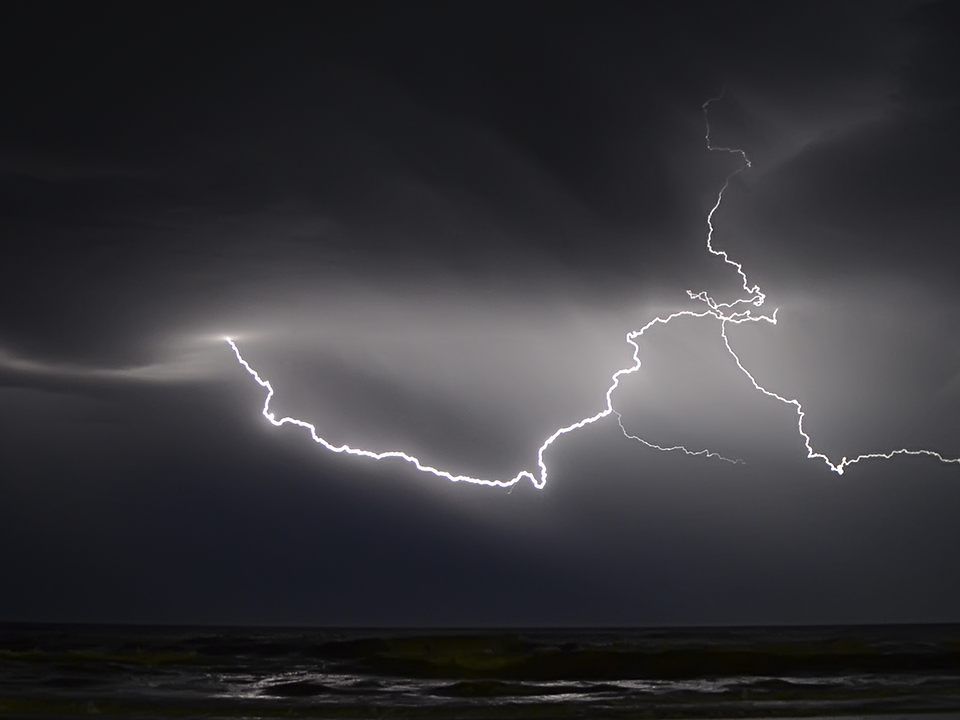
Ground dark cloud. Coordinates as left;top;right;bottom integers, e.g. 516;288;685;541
2;1;959;625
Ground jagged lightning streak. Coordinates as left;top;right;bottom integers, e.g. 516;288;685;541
226;308;741;491
226;93;959;487
684;94;959;476
720;323;960;475
615;412;744;465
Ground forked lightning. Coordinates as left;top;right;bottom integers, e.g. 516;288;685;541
226;95;959;487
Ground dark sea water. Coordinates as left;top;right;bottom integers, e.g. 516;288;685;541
2;624;960;718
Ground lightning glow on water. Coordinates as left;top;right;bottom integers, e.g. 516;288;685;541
226;95;959;488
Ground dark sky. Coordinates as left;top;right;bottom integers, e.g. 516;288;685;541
3;1;959;626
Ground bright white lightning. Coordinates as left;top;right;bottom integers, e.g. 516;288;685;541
226;94;959;487
685;94;959;476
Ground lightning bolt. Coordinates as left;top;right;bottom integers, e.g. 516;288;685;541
684;94;959;476
225;93;959;488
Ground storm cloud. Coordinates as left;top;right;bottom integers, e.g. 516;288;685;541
2;1;959;625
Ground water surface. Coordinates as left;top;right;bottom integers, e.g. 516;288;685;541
2;623;960;717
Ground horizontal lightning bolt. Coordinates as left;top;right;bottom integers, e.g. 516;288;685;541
226;93;959;488
615;411;745;465
720;321;960;475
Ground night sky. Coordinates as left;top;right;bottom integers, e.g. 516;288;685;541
3;1;959;626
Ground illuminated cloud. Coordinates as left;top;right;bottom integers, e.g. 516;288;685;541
224;97;959;487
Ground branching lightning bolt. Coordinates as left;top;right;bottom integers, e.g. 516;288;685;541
226;93;959;488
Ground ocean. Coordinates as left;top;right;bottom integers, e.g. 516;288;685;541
1;623;959;718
